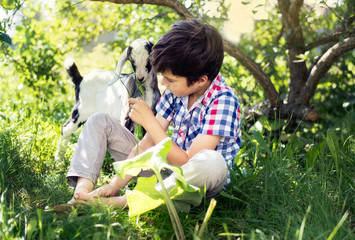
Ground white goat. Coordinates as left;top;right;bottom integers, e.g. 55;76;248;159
55;38;161;161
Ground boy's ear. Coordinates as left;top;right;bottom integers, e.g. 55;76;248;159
198;75;208;83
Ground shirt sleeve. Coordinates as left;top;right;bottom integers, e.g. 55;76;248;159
155;89;175;121
200;91;240;138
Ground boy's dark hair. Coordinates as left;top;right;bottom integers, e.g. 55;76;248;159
151;19;224;86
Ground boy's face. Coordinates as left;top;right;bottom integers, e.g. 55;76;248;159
161;70;201;97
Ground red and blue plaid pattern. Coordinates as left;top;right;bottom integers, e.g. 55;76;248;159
156;74;242;175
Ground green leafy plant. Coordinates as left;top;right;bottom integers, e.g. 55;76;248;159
113;137;205;240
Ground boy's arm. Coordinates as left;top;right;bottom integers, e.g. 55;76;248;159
129;98;222;166
148;115;222;166
133;110;191;166
185;133;221;157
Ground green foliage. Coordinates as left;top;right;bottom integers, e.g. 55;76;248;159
219;111;354;239
0;0;15;9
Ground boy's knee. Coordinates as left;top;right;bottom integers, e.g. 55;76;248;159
190;150;228;174
182;150;228;196
86;112;113;127
88;112;109;122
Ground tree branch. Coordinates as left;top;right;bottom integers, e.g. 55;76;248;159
223;39;280;106
299;36;355;105
245;101;319;122
305;32;344;51
90;0;193;19
305;15;355;51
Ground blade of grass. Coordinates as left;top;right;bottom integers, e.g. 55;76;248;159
298;206;311;240
154;171;185;240
326;129;339;173
327;211;349;240
197;198;217;238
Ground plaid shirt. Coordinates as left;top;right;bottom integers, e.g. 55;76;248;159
156;74;241;176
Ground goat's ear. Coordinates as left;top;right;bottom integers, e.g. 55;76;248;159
145;41;154;53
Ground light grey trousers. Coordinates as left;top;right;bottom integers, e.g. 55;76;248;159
66;112;228;198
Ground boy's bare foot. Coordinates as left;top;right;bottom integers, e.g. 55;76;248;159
67;177;127;208
67;177;94;204
100;195;128;208
71;195;128;209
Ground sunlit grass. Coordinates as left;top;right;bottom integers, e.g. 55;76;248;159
0;73;353;239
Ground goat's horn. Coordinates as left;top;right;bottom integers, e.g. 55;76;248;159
108;48;128;86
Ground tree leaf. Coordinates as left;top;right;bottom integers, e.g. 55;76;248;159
26;219;38;240
0;31;12;45
306;145;319;168
126;175;204;216
251;131;272;155
285;144;294;160
114;137;204;216
0;0;15;9
258;116;271;131
126;175;165;216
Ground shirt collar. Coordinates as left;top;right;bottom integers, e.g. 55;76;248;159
180;74;222;111
202;74;222;105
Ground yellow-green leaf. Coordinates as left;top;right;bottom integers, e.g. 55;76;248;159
126;175;165;216
113;137;172;178
1;0;15;9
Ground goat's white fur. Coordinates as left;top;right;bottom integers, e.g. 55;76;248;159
55;39;159;161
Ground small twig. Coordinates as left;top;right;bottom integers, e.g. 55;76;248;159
56;0;87;14
321;0;342;23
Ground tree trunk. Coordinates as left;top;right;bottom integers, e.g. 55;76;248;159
278;0;308;104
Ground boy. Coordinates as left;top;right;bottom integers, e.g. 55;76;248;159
65;19;241;208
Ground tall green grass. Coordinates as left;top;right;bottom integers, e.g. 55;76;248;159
1;99;353;239
0;78;354;238
214;112;354;239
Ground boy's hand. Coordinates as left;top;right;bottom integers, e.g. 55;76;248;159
128;98;155;128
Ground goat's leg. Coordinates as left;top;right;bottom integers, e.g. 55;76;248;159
55;135;71;162
55;119;80;162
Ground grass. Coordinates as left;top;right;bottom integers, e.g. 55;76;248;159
0;82;354;239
